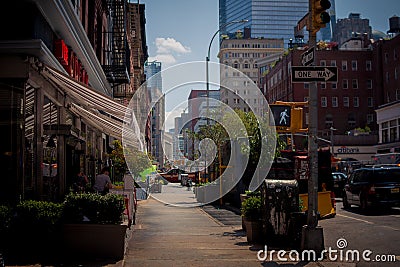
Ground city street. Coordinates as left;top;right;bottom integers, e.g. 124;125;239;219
320;200;400;267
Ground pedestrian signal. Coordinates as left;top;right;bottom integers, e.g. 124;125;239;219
270;105;291;127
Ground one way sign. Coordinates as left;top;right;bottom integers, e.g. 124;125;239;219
291;66;338;82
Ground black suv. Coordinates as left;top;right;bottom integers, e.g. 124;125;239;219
343;166;400;210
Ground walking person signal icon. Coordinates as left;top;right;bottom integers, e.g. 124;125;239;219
270;105;291;127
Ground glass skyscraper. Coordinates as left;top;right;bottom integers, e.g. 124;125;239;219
220;0;312;46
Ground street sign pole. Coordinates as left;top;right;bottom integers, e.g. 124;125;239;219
301;0;324;253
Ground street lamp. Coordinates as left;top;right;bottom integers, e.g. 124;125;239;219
204;19;248;183
205;19;248;124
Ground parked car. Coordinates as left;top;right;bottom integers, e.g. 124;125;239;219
332;172;347;197
343;166;400;210
158;168;196;183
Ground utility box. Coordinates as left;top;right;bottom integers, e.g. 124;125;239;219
260;179;304;247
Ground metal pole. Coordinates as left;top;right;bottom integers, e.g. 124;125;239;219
307;31;318;229
205;19;248;183
301;0;324;253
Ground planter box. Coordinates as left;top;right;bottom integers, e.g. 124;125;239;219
63;223;128;259
243;218;262;244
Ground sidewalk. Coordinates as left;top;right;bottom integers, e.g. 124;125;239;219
119;183;357;267
123;197;262;267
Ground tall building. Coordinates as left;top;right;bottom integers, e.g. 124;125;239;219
218;37;284;115
333;13;372;46
219;0;308;47
144;61;165;169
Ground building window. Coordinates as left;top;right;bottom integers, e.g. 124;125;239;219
331;60;336;66
385;53;389;64
342;61;347;71
343;79;348;89
352;60;357;71
367;79;373;89
368;97;373;107
332;97;338;107
386;72;390;83
321;82;326;89
366;60;372;71
320;60;326;66
353;97;359;107
352;79;358;89
304;83;310;89
395;68;398;80
343;97;349;107
331;82;337;89
348;113;356;128
367;114;374;124
396;89;400;101
321;97;327;107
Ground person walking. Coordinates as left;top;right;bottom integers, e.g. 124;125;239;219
93;166;112;195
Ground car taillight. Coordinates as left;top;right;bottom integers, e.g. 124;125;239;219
368;185;376;195
330;191;336;210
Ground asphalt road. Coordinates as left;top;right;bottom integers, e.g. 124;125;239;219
319;200;400;267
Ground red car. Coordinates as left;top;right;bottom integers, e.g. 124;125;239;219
159;168;196;183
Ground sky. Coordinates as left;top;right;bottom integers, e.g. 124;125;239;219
137;0;400;130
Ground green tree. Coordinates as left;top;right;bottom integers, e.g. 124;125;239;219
108;140;151;180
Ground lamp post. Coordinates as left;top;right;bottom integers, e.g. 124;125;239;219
205;19;248;183
206;19;248;123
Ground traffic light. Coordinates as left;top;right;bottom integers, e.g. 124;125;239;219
311;0;331;34
270;104;291;128
270;102;307;133
290;107;304;132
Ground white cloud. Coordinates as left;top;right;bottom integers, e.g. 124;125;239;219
155;37;191;54
148;54;177;66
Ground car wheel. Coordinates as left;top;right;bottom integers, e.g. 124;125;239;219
342;192;350;209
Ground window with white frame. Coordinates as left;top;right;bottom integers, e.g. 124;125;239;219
331;82;337;89
367;97;373;107
367;79;373;89
342;61;347;71
353;97;359;107
321;97;327;107
332;97;338;107
367;114;374;124
320;60;326;66
352;79;358;89
331;60;336;66
396;89;400;101
321;82;326;89
343;97;349;107
366;60;372;71
352;60;357;71
343;79;348;89
304;83;310;89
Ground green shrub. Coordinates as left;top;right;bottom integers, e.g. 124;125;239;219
241;196;262;220
245;190;261;197
63;192;125;224
15;200;63;227
0;205;12;231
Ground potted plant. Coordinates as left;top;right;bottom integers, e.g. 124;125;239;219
62;192;127;259
241;195;263;243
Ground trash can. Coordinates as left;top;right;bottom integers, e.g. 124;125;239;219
260;179;302;246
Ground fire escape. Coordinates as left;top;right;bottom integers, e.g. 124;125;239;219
102;0;131;88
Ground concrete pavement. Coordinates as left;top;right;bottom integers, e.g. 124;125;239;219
119;183;357;267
